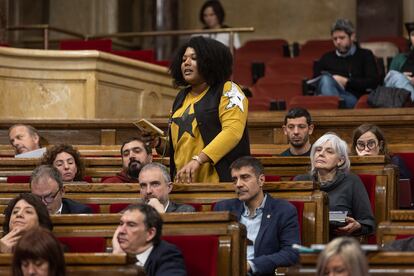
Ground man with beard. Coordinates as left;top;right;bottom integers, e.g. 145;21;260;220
139;163;195;213
103;137;152;183
280;108;314;156
314;18;379;108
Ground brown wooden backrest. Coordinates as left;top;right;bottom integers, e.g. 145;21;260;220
283;252;414;275
377;210;414;245
0;181;328;246
0;212;245;276
0;253;144;276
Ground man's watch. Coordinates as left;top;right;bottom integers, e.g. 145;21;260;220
191;155;203;165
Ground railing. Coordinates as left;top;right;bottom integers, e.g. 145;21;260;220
6;24;254;54
6;24;85;49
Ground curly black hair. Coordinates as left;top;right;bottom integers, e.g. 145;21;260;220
40;144;84;181
169;36;233;88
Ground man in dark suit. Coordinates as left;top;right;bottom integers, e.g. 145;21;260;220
112;203;187;276
30;165;92;214
139;163;195;213
214;156;300;275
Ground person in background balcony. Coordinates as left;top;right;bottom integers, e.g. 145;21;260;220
198;0;241;49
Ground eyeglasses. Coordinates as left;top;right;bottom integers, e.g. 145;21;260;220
36;188;61;204
356;140;378;151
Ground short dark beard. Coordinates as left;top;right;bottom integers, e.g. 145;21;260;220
127;160;142;179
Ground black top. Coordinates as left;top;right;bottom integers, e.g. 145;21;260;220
315;46;380;98
279;148;311;157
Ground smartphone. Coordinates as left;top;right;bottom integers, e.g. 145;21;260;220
133;119;165;136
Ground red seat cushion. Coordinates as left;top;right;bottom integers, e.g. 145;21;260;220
109;203;130;213
59;39;112;52
288;201;304;242
265;175;281;182
7;175;31;183
163;235;218;276
82;176;93;183
357;174;376;214
86;203;101;214
111;49;155;63
58;237;106;252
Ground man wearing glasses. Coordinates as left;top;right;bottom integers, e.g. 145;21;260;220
30;165;92;214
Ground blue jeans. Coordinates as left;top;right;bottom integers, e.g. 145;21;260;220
384;70;414;101
316;74;358;108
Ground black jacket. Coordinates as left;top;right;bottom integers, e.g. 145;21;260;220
144;240;187;276
169;83;250;181
61;198;93;214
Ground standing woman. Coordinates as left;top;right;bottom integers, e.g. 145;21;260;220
168;36;249;183
199;0;241;49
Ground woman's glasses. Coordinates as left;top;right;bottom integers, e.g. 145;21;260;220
356;139;378;151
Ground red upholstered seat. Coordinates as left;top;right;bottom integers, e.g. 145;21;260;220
265;175;281;182
396;153;414;176
58;237;106;252
109;203;130;213
86;203;101;214
288;95;339;110
357;174;376;214
354;94;371;109
82;176;93;183
163;235;218;276
7;175;31;183
357;174;377;244
288;201;304;242
299;39;334;59
59;39;112;52
111;49;155;63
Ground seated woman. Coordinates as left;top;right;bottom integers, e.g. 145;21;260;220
294;133;375;239
12;227;65;276
351;123;412;180
316;237;369;276
1;193;53;253
41;144;87;182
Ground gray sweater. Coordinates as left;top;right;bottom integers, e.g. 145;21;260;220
294;171;376;237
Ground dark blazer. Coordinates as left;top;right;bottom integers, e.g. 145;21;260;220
144;240;187;276
166;201;195;213
61;198;93;214
214;194;300;275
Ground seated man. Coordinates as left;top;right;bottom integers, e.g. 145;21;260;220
314;18;379;108
30;165;92;214
280;107;314;156
384;22;414;101
214;156;300;275
8;124;46;158
139;163;195;213
112;203;187;276
103;137;152;183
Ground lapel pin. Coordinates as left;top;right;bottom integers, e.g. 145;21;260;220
267;214;271;219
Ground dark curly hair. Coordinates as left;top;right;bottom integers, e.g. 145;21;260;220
3;193;53;235
199;0;225;27
40;144;84;181
169;36;233;88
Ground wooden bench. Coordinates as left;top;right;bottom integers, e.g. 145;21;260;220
377;210;414;246
0;212;246;276
0;253;144;276
0;181;329;246
284;252;414;275
1;109;414;145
